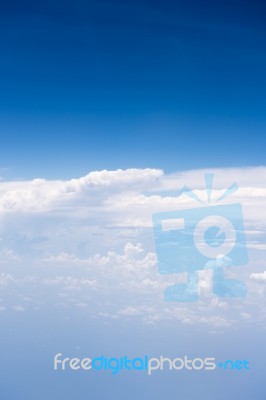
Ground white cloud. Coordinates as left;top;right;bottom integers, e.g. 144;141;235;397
0;168;163;212
65;168;163;189
250;272;266;282
0;166;265;328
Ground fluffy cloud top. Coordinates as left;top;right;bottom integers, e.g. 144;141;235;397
250;272;266;282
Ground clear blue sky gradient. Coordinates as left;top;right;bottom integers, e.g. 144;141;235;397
0;0;266;178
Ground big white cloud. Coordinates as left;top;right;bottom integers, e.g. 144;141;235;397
0;166;265;327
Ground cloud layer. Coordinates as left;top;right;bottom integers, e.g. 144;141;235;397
0;166;265;328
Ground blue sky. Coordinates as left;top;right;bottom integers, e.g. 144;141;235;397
0;1;266;400
0;0;266;178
